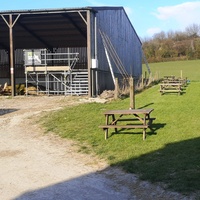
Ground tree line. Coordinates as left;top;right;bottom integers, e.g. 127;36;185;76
142;24;200;63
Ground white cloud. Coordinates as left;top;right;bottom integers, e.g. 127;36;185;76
153;2;200;28
146;27;161;36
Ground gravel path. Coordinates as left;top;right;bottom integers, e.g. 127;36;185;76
0;96;192;200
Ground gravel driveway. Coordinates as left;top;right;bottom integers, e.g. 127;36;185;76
0;96;191;200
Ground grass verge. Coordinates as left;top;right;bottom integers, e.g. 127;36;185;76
41;60;200;196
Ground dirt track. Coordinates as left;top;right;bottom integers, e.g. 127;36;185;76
0;96;191;200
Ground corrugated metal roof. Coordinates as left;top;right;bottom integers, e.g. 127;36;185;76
0;6;123;14
0;6;130;50
0;7;94;14
0;7;93;50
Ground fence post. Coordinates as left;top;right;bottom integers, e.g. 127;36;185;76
114;77;119;99
144;71;147;86
129;77;135;109
141;74;144;89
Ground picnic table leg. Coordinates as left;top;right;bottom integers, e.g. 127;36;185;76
160;85;164;95
143;114;147;140
104;128;108;140
105;114;109;139
143;128;146;140
179;85;181;95
111;114;118;133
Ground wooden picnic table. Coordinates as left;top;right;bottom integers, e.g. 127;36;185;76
99;108;155;140
160;75;188;95
159;82;182;95
163;75;176;80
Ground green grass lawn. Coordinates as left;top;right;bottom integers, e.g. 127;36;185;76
41;60;200;197
143;59;200;82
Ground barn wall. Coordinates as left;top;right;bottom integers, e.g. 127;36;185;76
92;7;142;92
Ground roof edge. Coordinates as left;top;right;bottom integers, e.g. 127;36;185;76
0;7;95;15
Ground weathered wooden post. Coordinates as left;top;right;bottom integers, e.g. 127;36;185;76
144;71;147;87
129;77;135;109
155;71;158;80
114;77;119;99
141;74;144;89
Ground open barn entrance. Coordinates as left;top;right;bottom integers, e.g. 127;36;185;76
0;8;92;96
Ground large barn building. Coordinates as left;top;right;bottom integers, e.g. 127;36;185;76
0;6;142;97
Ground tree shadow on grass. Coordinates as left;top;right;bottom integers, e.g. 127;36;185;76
137;102;154;109
115;137;200;196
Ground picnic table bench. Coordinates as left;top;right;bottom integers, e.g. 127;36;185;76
99;108;155;140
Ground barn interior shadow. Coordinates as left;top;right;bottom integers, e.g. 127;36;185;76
13;137;199;199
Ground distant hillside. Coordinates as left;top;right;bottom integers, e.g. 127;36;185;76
142;24;200;63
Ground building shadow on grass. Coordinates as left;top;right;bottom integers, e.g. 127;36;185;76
14;169;134;200
115;137;200;196
12;138;199;199
0;108;18;116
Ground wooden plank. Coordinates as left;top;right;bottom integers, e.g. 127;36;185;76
103;109;154;115
25;66;70;72
87;10;92;97
160;90;181;92
99;125;148;129
129;77;135;109
160;83;182;86
111;117;156;122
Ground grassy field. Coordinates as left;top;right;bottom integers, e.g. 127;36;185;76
143;59;200;82
42;60;200;197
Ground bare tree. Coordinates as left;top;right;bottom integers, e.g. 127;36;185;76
153;31;166;41
185;23;200;38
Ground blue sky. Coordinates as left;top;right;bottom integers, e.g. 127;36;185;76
0;0;200;39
